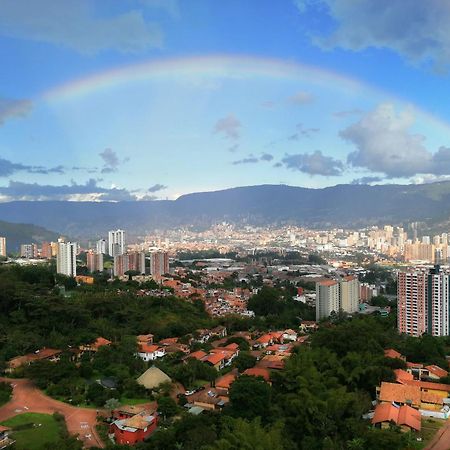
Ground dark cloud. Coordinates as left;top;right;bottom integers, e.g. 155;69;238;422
0;0;163;55
296;0;450;71
232;157;259;165
0;158;65;177
0;98;33;125
281;151;344;176
288;91;315;105
341;103;450;178
148;183;167;192
214;114;242;140
296;123;320;138
228;144;239;153
260;153;274;162
351;176;383;185
0;179;143;201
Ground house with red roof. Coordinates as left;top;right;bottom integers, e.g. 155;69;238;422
254;333;273;349
215;372;237;395
80;337;111;353
243;367;271;382
384;348;406;361
372;403;421;432
109;411;158;445
137;344;166;362
203;352;227;370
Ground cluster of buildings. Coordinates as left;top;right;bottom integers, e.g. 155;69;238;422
371;349;450;432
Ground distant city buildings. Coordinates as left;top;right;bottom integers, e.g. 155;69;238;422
87;249;104;273
397;266;450;337
113;251;146;277
150;251;169;277
56;241;77;277
20;243;38;259
316;275;359;321
96;238;107;255
108;230;125;257
40;242;53;259
0;237;6;257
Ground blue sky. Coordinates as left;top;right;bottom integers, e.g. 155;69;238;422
1;0;450;201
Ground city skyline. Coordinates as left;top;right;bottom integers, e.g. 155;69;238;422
1;1;450;202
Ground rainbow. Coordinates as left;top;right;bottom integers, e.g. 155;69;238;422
37;54;450;133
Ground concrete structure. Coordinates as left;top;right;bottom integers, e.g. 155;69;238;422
20;243;38;259
316;275;360;320
398;266;450;337
397;269;427;337
113;251;145;277
316;279;340;321
340;275;359;314
87;250;104;273
56;241;77;277
108;229;125;257
149;251;169;277
96;238;107;254
0;237;6;257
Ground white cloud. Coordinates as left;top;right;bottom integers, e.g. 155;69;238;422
296;0;450;71
0;0;163;54
342;103;450;178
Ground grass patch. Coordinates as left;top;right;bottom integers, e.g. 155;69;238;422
0;413;62;450
120;397;150;405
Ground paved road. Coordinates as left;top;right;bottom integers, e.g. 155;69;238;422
0;377;104;448
425;419;450;450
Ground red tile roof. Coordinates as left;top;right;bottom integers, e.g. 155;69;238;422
384;349;403;359
215;373;236;390
204;353;227;365
394;369;414;382
378;382;421;407
139;344;161;353
188;350;207;361
243;367;270;381
372;404;421;431
425;365;448;378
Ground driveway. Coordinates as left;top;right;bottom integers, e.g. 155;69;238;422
0;377;104;448
425;419;450;450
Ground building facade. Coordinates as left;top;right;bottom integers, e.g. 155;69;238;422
0;237;6;257
149;251;169;277
108;230;125;257
96;238;107;255
316;275;360;321
56;242;77;277
87;250;104;273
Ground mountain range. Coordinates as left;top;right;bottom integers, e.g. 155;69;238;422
0;220;60;253
1;182;450;239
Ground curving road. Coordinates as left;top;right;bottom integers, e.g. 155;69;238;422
425;419;450;450
0;377;104;448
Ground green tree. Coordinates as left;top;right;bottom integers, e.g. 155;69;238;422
228;375;272;420
157;396;178;418
233;352;256;372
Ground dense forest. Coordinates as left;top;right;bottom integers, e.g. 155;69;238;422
1;264;450;449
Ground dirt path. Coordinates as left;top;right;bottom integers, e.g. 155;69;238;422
0;377;104;448
425;419;450;450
